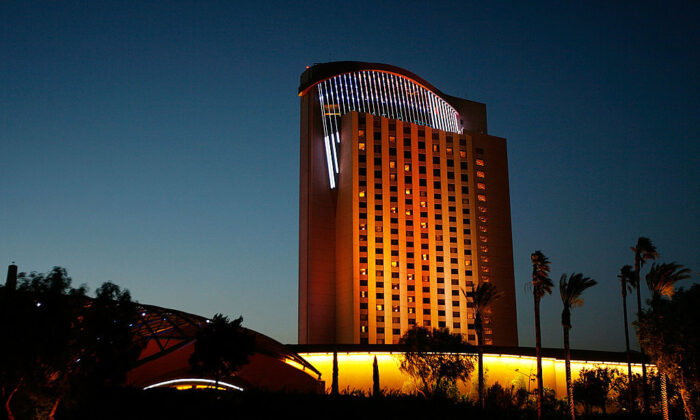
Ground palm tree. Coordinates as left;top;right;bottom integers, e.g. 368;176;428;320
560;273;597;420
530;250;553;420
645;262;690;300
463;282;502;409
617;265;635;409
645;262;691;420
630;237;658;412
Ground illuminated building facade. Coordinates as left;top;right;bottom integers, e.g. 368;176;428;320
299;62;517;346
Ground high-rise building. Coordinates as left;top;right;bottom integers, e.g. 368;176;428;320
299;62;517;346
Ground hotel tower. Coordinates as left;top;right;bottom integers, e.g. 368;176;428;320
299;62;517;346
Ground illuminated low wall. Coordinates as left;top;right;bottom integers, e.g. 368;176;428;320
298;350;649;398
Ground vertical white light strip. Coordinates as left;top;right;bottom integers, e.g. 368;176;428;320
349;73;356;112
398;76;409;123
445;103;451;132
380;73;389;118
324;134;336;189
428;92;437;129
373;72;384;117
400;76;410;122
324;81;340;173
420;87;430;126
437;98;447;131
415;88;430;125
389;74;399;120
363;72;375;115
333;77;344;116
436;98;444;131
355;73;365;114
389;73;398;120
317;84;336;189
360;71;376;114
403;77;411;122
342;74;350;113
378;72;387;118
407;78;418;124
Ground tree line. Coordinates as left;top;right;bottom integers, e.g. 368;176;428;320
529;238;697;420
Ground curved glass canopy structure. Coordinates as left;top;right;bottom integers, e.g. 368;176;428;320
312;70;462;188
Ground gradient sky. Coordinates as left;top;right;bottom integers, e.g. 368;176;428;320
1;1;698;350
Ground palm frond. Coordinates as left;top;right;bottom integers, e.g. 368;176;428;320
559;273;597;309
631;237;659;265
471;282;503;314
645;262;691;298
530;250;553;298
618;265;635;292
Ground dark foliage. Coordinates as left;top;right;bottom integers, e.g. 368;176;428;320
636;284;700;419
398;326;475;398
0;267;140;419
188;314;255;386
573;367;619;414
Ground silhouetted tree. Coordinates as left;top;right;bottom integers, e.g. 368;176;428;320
189;314;255;388
398;326;474;399
637;274;697;420
463;282;502;409
485;382;529;412
646;262;691;420
530;250;553;420
630;236;658;411
0;267;140;419
559;272;597;420
372;355;380;397
573;366;619;415
331;350;339;396
617;264;635;410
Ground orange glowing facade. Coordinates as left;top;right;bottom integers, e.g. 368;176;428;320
299;62;517;346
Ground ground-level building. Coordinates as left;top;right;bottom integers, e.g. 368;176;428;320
126;303;322;393
291;344;650;399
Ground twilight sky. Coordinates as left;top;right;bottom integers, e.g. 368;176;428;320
1;1;698;350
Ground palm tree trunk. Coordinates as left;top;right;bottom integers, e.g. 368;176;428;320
534;295;544;420
477;325;485;409
564;326;575;420
4;378;22;420
678;375;696;420
331;350;339;396
49;398;61;420
635;258;649;413
660;373;669;420
621;281;634;410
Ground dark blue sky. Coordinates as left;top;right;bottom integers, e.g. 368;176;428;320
1;1;698;350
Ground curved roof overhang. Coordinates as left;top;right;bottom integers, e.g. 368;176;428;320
130;303;321;378
298;61;449;101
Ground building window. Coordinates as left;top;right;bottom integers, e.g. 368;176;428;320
359;142;366;151
475;159;485;166
477;195;486;202
477;183;486;190
376;304;384;311
476;171;485;178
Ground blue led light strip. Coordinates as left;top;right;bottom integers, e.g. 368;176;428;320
316;70;461;189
